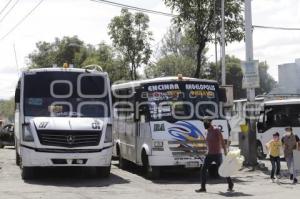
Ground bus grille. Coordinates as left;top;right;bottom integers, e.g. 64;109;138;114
37;130;101;148
168;140;207;157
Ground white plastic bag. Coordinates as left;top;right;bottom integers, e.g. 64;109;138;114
218;149;244;177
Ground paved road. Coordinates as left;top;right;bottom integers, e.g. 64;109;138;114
0;147;300;199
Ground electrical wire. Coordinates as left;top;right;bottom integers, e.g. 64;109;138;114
0;0;13;16
91;0;300;31
253;25;300;31
0;0;20;24
0;0;44;41
90;0;176;17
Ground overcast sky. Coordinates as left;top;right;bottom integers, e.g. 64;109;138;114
0;0;300;99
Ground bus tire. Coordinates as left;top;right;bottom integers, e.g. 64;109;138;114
96;166;111;178
21;167;35;180
16;150;20;166
118;148;128;170
0;142;4;148
257;141;266;160
142;151;160;180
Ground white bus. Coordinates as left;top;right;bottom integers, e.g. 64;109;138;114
229;97;264;144
257;99;300;158
112;76;230;179
14;67;113;179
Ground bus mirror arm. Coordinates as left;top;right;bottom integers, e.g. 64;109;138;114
257;122;263;131
22;122;30;126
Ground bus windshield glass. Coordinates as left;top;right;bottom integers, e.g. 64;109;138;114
23;71;110;117
265;104;300;127
141;81;219;121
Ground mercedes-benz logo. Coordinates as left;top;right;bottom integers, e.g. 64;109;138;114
66;135;75;145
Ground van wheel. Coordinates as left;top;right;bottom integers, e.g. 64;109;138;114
16;150;20;166
96;166;111;178
118;148;128;169
257;141;266;160
21;167;35;180
142;151;160;179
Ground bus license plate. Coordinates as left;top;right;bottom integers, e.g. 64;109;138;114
186;161;199;168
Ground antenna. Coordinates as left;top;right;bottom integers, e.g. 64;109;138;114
13;42;20;75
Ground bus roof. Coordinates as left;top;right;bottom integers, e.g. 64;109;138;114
264;98;300;106
24;68;107;75
112;76;217;90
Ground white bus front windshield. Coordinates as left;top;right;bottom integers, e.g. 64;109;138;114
265;104;300;127
23;72;110;118
142;81;219;121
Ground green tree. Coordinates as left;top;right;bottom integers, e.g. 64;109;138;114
82;42;130;82
164;0;244;78
27;36;131;82
146;26;209;78
0;98;14;122
206;56;276;99
145;54;196;78
28;36;88;68
108;9;152;80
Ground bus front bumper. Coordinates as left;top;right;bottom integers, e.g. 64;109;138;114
20;145;112;167
148;155;204;168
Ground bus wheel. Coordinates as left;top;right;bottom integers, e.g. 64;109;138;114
142;151;160;180
21;167;35;180
16;150;20;166
257;141;266;160
0;142;4;148
118;149;128;169
96;166;111;178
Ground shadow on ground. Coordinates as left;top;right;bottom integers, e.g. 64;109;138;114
218;191;254;197
112;162;251;185
24;167;130;187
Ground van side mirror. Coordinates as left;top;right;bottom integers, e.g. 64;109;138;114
15;88;20;103
257;122;263;130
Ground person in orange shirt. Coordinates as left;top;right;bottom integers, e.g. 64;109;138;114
266;132;282;181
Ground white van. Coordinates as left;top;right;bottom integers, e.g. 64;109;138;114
14;67;113;179
257;99;300;158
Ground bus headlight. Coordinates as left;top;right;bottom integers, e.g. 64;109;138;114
153;141;164;148
104;124;112;143
22;125;34;142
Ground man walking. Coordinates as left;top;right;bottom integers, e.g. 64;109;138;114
195;119;234;193
282;127;299;184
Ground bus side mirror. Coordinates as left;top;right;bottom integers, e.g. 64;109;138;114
15;88;20;103
257;122;263;130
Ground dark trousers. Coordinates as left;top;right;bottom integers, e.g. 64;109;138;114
201;154;233;189
270;155;281;178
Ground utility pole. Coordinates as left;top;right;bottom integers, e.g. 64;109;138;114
244;0;258;166
221;0;226;85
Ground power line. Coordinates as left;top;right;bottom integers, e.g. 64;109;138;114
91;0;300;31
90;0;176;17
0;0;20;23
0;0;20;24
0;0;13;16
0;0;44;41
253;25;300;31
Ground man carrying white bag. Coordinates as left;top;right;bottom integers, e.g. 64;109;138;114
195;119;241;193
